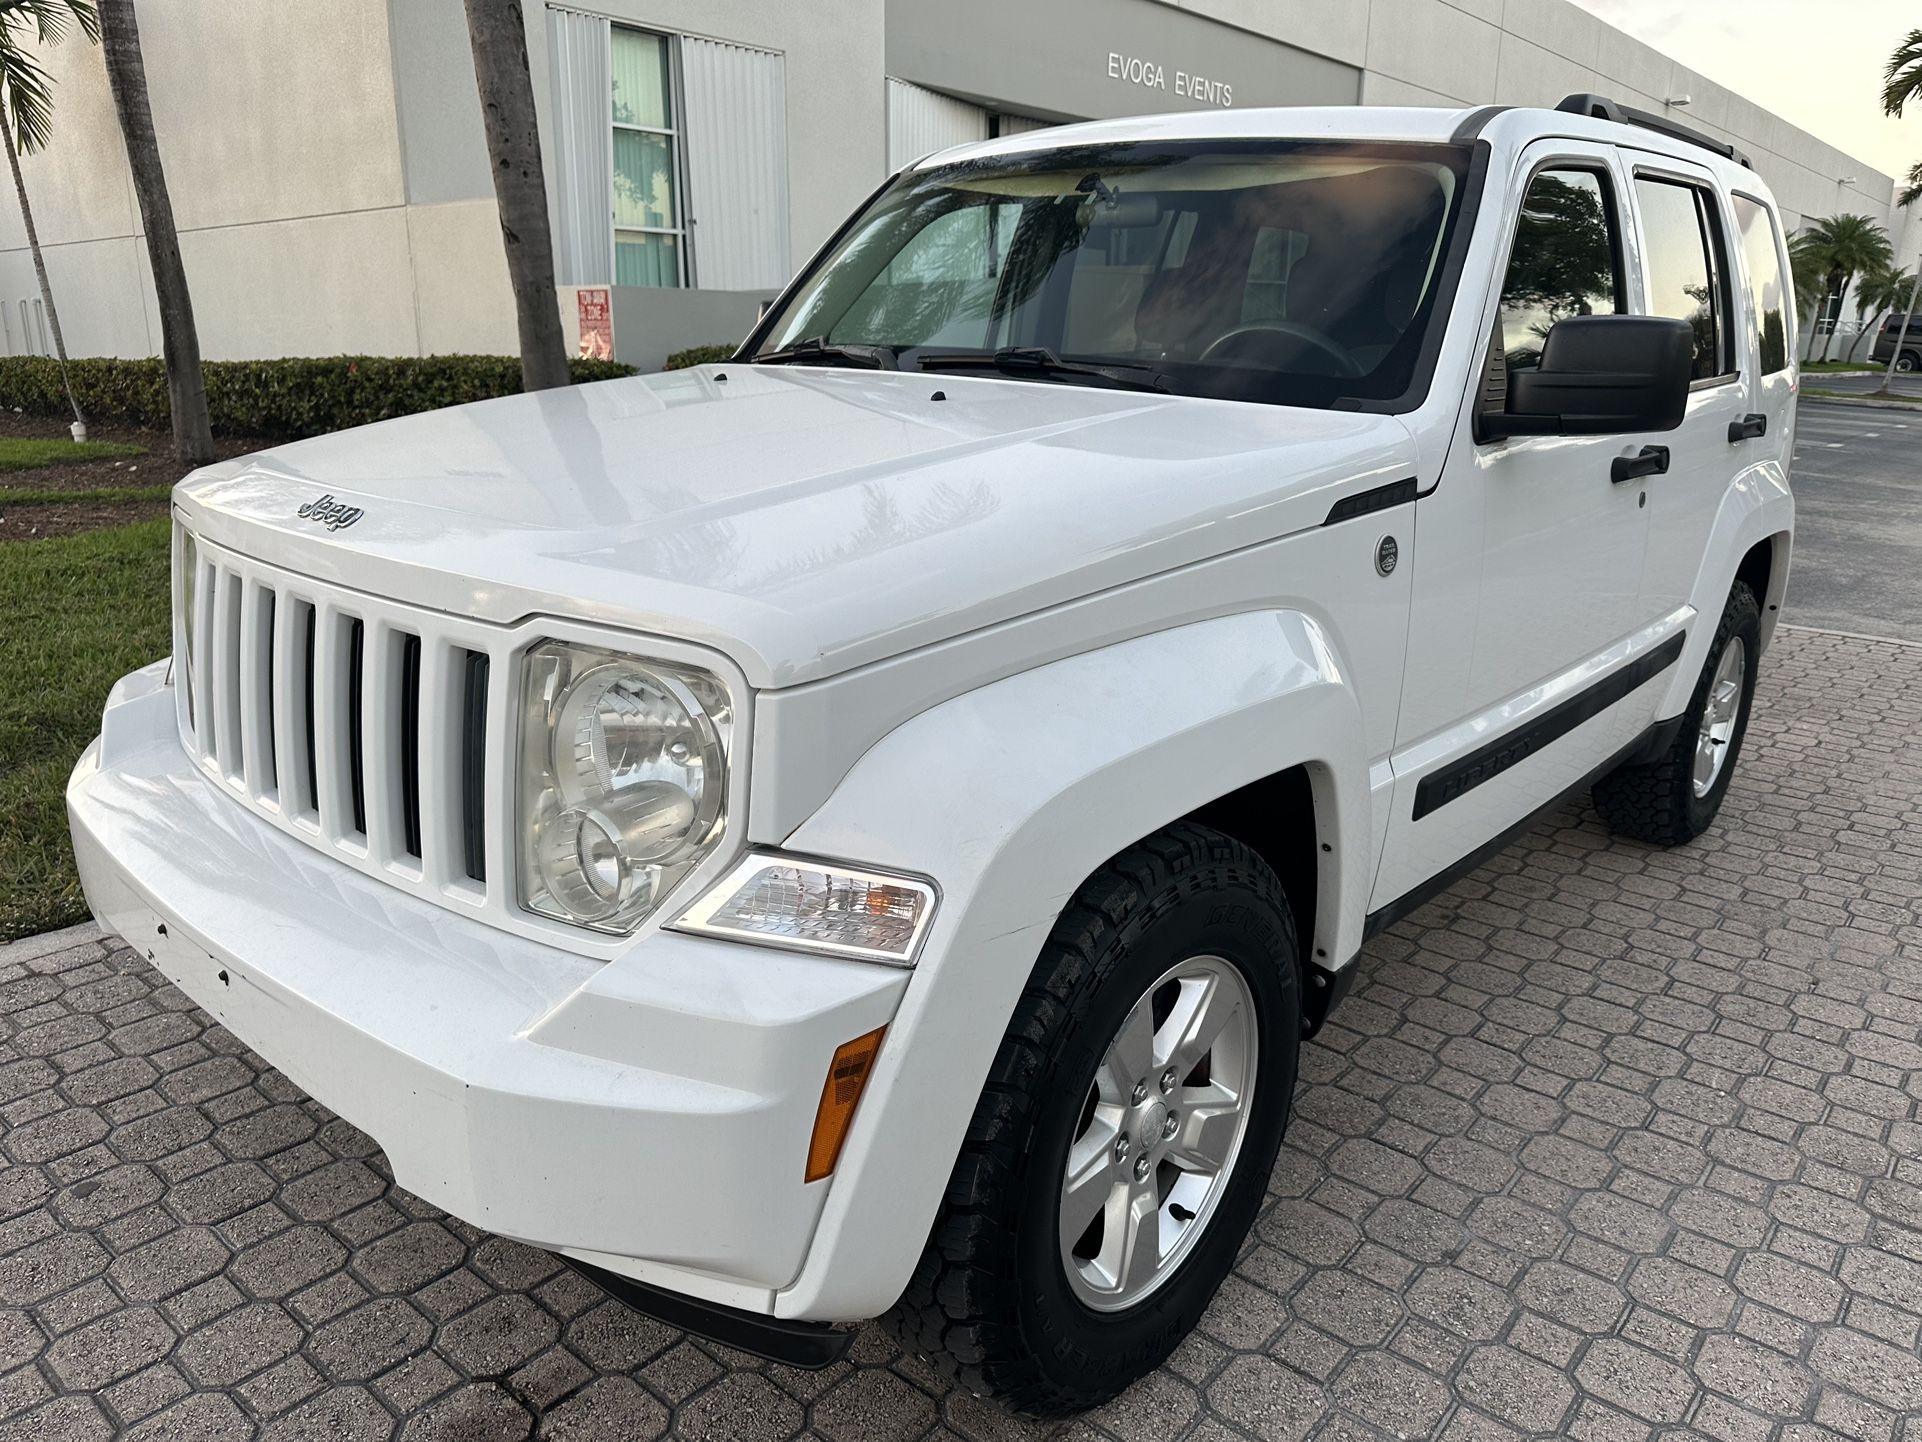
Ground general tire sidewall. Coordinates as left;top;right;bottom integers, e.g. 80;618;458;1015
1014;869;1300;1389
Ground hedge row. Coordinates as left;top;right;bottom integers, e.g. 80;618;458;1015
663;343;738;370
0;355;636;440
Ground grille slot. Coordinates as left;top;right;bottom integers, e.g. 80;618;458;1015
399;634;423;861
461;651;490;884
177;544;509;919
297;602;319;820
246;585;278;799
346;618;367;839
215;569;244;783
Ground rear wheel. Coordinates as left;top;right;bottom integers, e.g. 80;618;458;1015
1899;350;1919;372
1592;582;1760;846
887;823;1300;1417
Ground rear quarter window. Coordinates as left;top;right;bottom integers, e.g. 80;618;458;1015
1730;194;1791;374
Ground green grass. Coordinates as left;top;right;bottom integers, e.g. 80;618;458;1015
0;520;171;941
1799;361;1884;373
0;484;173;507
1804;386;1922;404
0;436;145;471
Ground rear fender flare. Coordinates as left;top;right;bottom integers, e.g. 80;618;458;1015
1657;460;1793;717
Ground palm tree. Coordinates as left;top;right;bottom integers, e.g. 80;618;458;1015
1896;160;1922;211
462;0;567;392
1790;215;1893;362
98;0;210;462
1879;29;1922;392
0;0;98;436
1846;264;1917;361
1882;28;1922;117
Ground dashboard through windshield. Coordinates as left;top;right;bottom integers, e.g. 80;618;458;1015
748;139;1476;411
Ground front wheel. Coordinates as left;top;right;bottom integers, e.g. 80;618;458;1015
1592;581;1761;846
888;823;1300;1417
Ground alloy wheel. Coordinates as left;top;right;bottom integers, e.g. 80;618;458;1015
1058;954;1257;1311
1693;636;1747;798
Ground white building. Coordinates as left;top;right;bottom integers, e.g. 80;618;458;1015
1;0;1903;371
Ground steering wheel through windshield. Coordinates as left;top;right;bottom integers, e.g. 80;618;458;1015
1197;322;1364;378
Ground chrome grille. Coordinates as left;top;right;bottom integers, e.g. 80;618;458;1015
178;539;506;912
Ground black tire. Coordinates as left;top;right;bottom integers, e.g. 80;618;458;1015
1592;582;1761;846
886;823;1301;1417
1899;351;1919;373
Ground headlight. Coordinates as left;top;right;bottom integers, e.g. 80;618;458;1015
517;640;732;934
671;854;937;966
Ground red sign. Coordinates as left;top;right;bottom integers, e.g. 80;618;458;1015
577;288;613;361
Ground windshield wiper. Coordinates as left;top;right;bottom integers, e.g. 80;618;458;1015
750;337;897;369
915;346;1168;394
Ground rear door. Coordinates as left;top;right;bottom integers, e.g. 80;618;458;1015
1623;158;1751;624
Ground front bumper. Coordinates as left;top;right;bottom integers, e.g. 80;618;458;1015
68;661;906;1321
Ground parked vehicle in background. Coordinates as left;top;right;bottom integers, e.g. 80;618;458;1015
1871;311;1922;369
70;95;1795;1416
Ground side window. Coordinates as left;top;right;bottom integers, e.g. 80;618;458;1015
1496;168;1622;375
1731;194;1790;374
1634;177;1735;381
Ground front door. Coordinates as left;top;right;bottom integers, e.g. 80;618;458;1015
1374;139;1661;909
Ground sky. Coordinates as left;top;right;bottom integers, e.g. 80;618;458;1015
1568;0;1922;183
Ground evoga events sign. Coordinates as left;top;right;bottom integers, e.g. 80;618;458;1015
1105;50;1233;107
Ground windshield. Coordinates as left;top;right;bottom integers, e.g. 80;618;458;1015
750;139;1475;410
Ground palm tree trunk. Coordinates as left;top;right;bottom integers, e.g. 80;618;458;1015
2;115;84;429
1846;310;1882;363
1881;271;1922;393
462;0;568;392
99;0;213;464
1818;275;1845;362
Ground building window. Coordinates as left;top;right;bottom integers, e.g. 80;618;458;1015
611;27;683;287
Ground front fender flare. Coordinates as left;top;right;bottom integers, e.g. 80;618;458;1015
770;609;1370;1320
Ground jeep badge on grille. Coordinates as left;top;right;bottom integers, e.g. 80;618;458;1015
296;495;363;531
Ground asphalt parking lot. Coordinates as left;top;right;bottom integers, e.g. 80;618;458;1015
1787;396;1922;641
4;620;1921;1441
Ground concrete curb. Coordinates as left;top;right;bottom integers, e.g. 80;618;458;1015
0;919;103;963
1799;390;1922;412
1780;622;1922;650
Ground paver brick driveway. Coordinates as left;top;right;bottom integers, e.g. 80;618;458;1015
4;625;1921;1442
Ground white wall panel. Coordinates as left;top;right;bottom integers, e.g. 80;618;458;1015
681;37;790;289
546;5;614;286
886;78;987;172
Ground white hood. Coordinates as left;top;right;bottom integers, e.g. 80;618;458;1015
175;366;1416;688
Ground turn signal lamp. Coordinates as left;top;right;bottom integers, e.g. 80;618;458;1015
671;855;936;965
805;1027;886;1182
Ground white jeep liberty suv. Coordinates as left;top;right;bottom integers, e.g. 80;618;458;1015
70;96;1795;1415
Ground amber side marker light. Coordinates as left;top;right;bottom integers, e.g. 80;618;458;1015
806;1027;887;1183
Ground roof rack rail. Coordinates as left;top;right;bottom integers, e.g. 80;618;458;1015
1556;93;1752;169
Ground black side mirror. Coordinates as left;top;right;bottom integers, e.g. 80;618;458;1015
1478;315;1693;442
